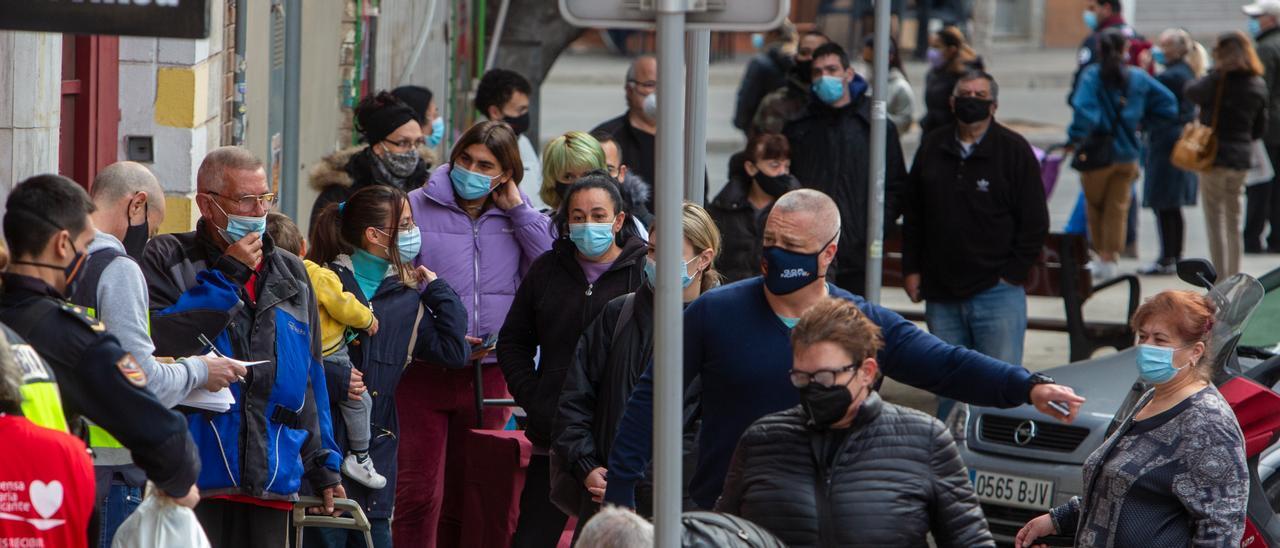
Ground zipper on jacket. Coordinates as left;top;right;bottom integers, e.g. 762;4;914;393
585;283;593;297
210;417;239;487
472;221;481;337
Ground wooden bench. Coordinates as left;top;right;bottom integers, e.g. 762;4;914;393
881;233;1140;362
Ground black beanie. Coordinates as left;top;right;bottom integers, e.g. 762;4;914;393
354;91;418;145
392;85;434;124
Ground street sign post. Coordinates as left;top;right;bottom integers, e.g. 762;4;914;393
559;1;787;546
0;0;210;39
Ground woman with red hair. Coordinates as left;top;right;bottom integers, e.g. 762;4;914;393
1017;290;1248;547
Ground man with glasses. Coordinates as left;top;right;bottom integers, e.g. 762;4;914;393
902;71;1048;371
603;189;1084;510
142;146;345;548
592;56;658;206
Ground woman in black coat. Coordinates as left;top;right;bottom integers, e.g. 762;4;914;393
1141;29;1204;275
708;133;800;283
920;26;985;135
552;203;721;531
497;173;647;547
716;298;991;548
1185;31;1269;279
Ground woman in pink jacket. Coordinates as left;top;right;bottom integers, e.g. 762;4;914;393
394;120;554;547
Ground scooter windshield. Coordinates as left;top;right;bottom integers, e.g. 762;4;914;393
1207;273;1265;369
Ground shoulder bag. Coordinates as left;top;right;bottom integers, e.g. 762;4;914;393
1072;84;1135;172
1170;74;1225;173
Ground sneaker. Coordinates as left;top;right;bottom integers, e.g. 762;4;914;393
343;453;386;489
1088;260;1120;282
1137;261;1176;276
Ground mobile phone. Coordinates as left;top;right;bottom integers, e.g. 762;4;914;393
1047;401;1071;417
472;333;498;349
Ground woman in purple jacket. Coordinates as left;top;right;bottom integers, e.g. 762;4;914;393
394;120;554;547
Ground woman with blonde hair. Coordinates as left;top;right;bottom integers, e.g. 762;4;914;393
541;130;651;241
1139;28;1206;275
554;203;720;531
1185;31;1268;278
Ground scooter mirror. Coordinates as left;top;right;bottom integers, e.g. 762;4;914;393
1177;258;1217;289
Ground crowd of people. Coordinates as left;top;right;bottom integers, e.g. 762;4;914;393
0;1;1270;547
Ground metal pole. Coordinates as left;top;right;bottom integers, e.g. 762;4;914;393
654;1;687;546
281;0;302;220
484;0;511;72
865;0;890;303
683;29;709;205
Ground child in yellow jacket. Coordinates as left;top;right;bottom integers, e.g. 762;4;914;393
267;213;386;489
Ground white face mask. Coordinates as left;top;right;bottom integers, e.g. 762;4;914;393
642;93;658;120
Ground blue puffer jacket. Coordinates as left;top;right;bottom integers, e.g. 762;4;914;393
1068;64;1178;164
323;255;468;519
142;221;342;500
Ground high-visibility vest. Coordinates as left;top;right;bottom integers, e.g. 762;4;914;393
5;323;69;433
68;247;132;463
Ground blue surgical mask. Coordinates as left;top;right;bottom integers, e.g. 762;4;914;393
644;256;698;289
1082;10;1099;30
1136;344;1190;384
812;75;846;105
450;164;495;200
1250;18;1263;37
569;221;617;258
751;33;766;50
761;234;835;295
427;117;445;148
1151;47;1167;66
211;198;267;244
396;228;421;261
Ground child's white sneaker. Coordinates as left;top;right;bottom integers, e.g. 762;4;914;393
342;452;386;489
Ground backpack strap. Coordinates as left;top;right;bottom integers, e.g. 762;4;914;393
67;247;129;318
610;293;637;344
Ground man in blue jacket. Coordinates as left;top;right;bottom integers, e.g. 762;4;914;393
602;189;1086;510
142;146;344;548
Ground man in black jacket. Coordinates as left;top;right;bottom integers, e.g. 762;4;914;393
783;42;907;295
732;21;796;135
903;72;1049;366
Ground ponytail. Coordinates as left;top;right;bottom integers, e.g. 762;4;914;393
1098;29;1130;90
307;202;349;266
306;186;418;286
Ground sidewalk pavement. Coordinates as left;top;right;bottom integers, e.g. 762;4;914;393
540;45;1280;401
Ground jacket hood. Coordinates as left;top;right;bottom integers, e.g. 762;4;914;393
88;230;126;254
419;163;539;217
308;144;437;192
618;173;651;213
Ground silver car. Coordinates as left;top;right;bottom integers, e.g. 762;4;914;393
948;268;1280;546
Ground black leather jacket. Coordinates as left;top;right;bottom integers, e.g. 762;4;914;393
716;393;994;548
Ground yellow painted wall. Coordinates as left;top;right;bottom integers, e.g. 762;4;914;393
159;195;198;234
154;63;209;129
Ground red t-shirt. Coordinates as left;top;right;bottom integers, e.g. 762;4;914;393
0;415;94;548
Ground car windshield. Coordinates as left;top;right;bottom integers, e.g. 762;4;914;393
1239;268;1280;354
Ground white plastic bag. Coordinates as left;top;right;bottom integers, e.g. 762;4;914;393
1247;139;1274;186
111;483;211;548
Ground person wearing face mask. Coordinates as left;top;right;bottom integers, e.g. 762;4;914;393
860;35;915;135
920;26;985;135
1244;0;1280;254
396;121;553;547
76;163;248;547
1069;0;1148;105
552;203;720;532
0;175;204;530
391;85;445;152
310;91;431;223
593;56;660;200
592;130;656;230
603;189;1086;512
475;68;544;211
783;41;908;295
903;72;1048;372
710;133;799;283
733;20;797;135
541;131;651;242
717;297;993;547
753;31;830;136
303;186;468;548
143;147;348;547
497;175;647;547
1017;290;1248;548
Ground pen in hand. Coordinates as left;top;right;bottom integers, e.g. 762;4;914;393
198;333;244;384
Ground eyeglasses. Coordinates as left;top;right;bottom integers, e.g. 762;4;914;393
628;79;658;92
383;138;426;150
375;222;418;234
206;190;278;211
789;364;859;388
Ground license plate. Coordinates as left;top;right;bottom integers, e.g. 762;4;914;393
970;469;1054;511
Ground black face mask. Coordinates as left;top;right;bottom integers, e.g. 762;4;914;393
15;237;87;294
799;379;857;429
753;170;795;199
123;197;149;261
793;60;813;82
504;112;531;136
953;96;994;125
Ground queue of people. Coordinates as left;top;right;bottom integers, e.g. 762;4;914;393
0;9;1269;548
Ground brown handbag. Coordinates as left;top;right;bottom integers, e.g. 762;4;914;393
1170;75;1225;173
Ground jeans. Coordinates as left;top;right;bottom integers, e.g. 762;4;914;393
927;281;1028;420
925;281;1028;364
97;482;143;548
305;518;392;548
326;348;372;453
